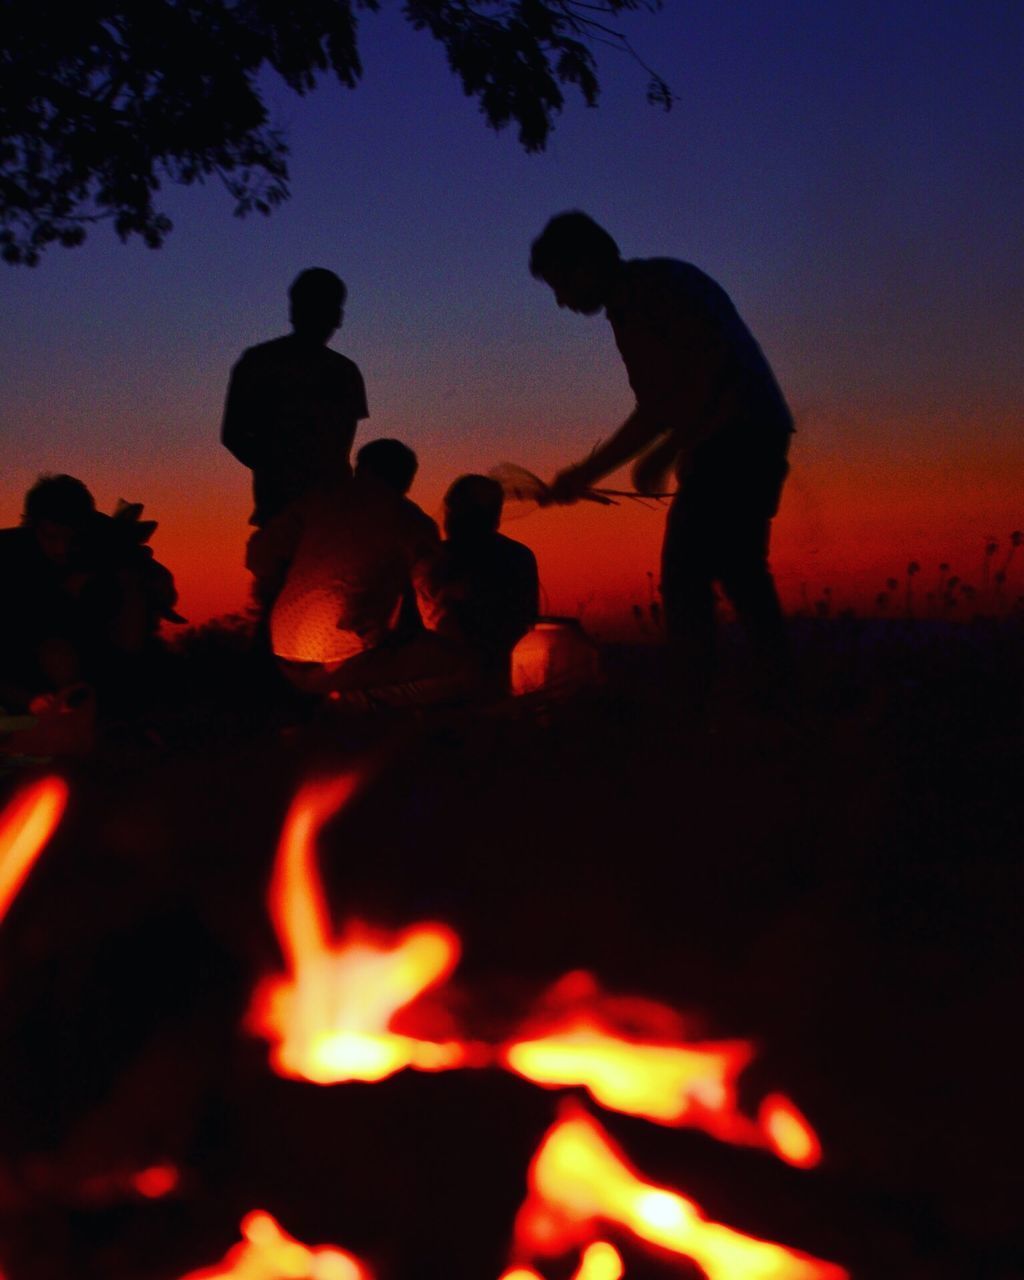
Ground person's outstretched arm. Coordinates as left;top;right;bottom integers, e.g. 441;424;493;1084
550;291;731;503
548;406;671;502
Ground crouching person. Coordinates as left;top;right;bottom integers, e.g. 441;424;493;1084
419;475;539;695
247;439;478;708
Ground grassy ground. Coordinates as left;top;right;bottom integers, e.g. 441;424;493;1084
0;616;1021;1279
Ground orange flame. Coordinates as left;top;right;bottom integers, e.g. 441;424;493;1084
504;1021;753;1127
511;1104;847;1280
179;1210;371;1280
499;1242;622;1280
0;775;68;925
248;775;465;1083
502;974;823;1167
758;1094;823;1170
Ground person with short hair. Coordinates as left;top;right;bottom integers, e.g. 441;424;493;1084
222;267;369;527
532;210;794;716
419;474;539;692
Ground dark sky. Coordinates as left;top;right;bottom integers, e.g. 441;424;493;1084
2;2;1021;625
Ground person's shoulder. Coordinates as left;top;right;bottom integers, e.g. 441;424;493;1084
399;498;440;541
496;532;537;562
0;526;27;560
239;334;293;360
231;334;293;374
323;348;366;388
621;257;734;330
626;256;715;297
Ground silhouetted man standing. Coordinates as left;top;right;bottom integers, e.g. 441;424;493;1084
222;268;369;527
532;211;793;715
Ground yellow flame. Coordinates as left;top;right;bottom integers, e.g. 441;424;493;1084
0;775;68;925
504;1021;752;1126
515;1104;847;1280
571;1242;624;1280
249;775;465;1084
179;1210;369;1280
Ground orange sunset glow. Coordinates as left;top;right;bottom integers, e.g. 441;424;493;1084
25;407;1015;639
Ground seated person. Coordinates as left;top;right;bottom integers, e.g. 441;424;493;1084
420;474;539;692
0;475;182;713
248;439;475;704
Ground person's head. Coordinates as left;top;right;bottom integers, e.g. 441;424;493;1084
22;474;96;563
289;267;347;343
355;439;419;495
530;211;622;315
444;474;504;540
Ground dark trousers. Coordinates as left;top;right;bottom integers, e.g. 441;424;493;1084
660;451;790;712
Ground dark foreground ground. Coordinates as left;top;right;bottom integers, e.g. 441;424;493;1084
0;616;1021;1280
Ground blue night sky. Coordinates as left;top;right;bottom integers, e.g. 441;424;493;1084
2;1;1021;625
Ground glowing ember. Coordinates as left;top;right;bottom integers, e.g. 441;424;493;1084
132;1163;180;1198
179;1210;370;1280
248;775;465;1083
0;775;68;925
511;1103;848;1280
759;1094;823;1170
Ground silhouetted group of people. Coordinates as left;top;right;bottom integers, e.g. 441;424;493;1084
2;212;795;731
0;475;182;718
220;265;540;707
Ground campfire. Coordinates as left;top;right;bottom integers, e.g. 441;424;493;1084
0;770;850;1280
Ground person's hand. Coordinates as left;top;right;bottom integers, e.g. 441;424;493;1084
546;466;591;505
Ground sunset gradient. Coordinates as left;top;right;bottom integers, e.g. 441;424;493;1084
2;5;1020;632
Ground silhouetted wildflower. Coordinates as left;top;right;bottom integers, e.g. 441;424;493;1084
982;537;998;594
997;531;1022;602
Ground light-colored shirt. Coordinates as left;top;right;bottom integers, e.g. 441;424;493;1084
247;477;439;666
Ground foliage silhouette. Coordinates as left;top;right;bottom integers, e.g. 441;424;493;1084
1;1;670;264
